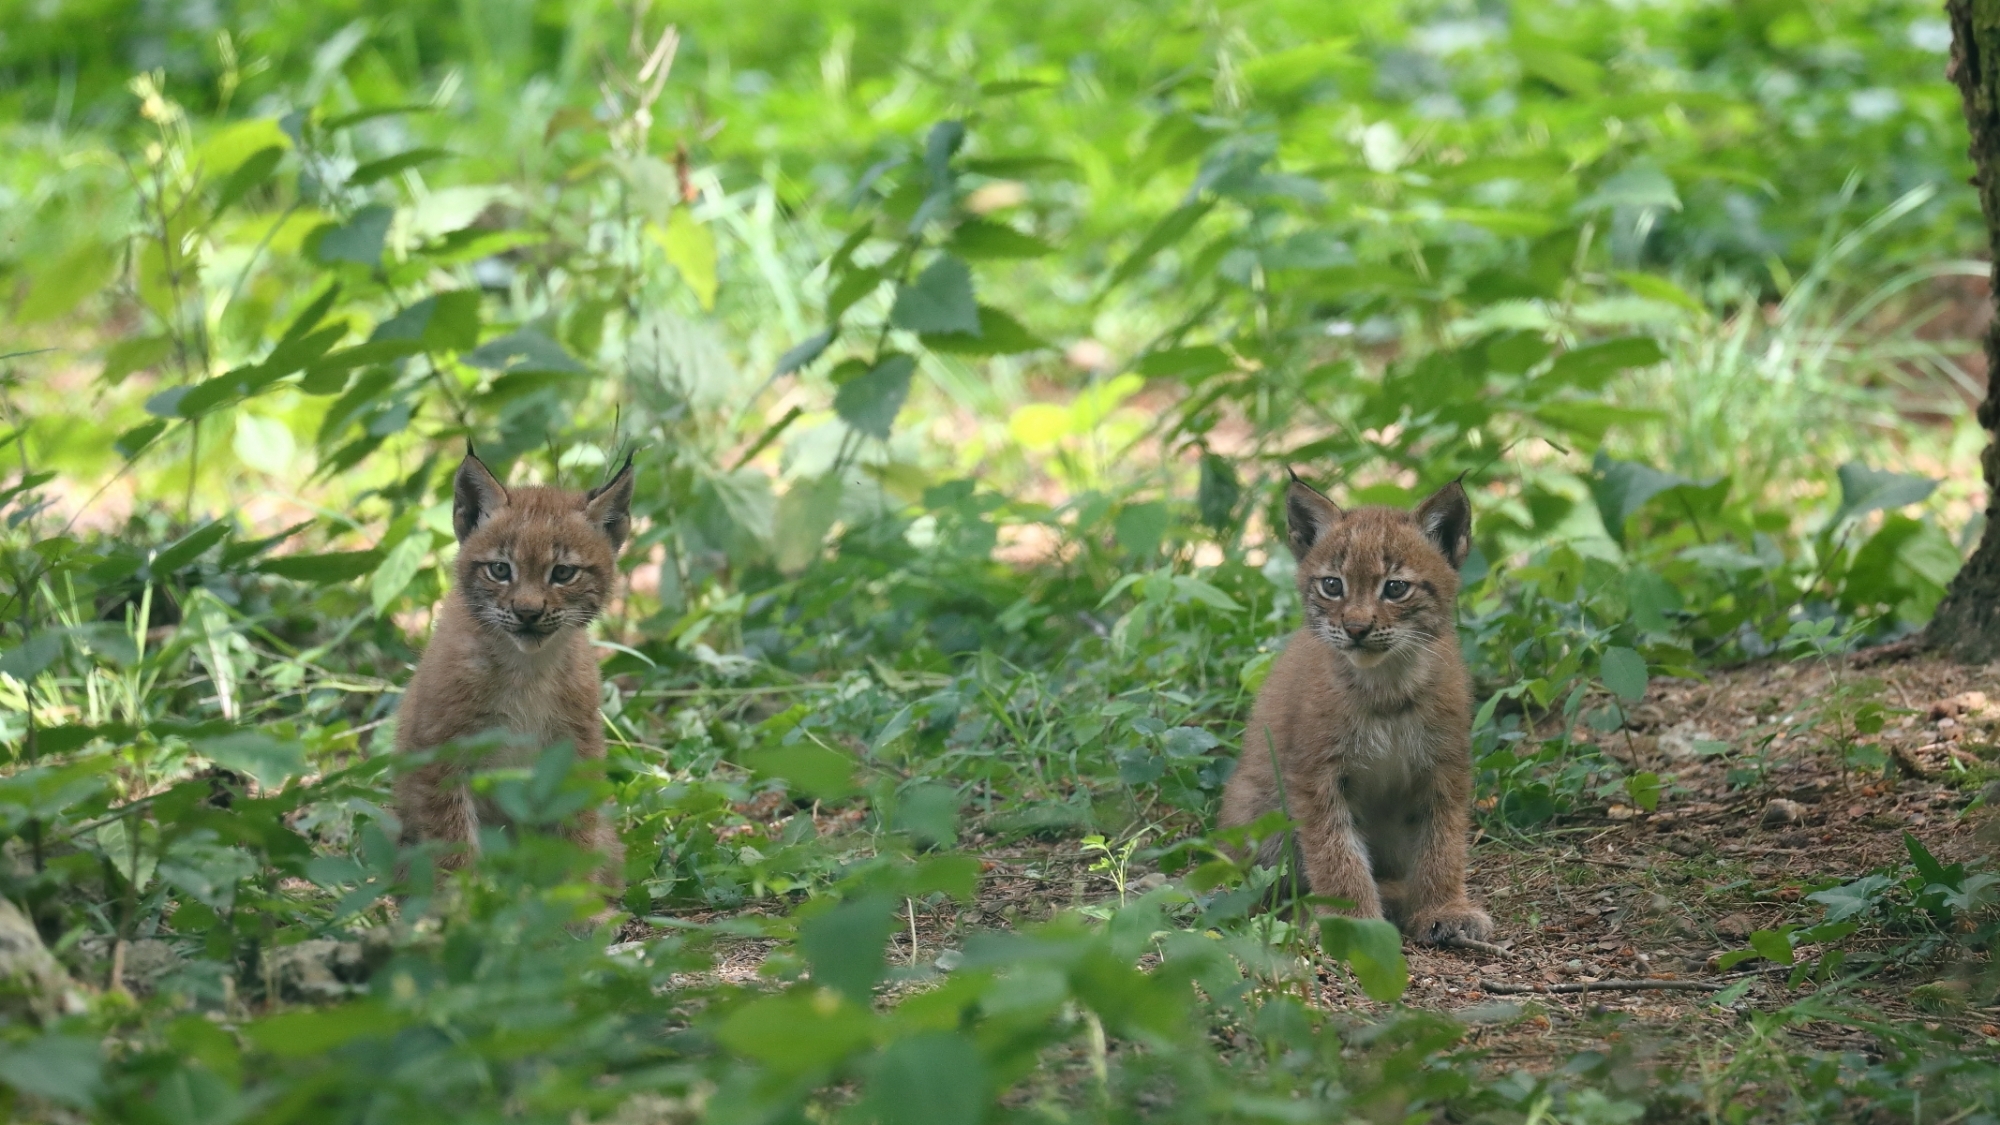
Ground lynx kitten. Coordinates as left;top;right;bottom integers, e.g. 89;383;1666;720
392;448;634;884
1219;473;1492;944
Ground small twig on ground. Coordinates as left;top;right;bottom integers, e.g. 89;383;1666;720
1888;742;1934;780
1479;977;1726;994
1848;638;1921;669
1438;936;1513;958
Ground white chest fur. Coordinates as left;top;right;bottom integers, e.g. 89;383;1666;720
1340;708;1434;801
482;637;580;766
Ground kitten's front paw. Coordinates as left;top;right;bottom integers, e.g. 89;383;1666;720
1407;903;1493;945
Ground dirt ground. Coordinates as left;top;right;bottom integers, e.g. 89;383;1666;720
631;652;2000;1072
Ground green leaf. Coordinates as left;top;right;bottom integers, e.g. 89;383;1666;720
370;529;433;614
348;146;450;186
1319;915;1407;1002
1832;462;1938;526
1106;199;1213;291
744;743;857;799
1114;502;1170;557
101;335;174;386
0;1035;103;1108
835;353;917;440
716;991;875;1073
1599;646;1648;702
951;218;1054;259
1623;770;1661;812
1747;926;1797;966
256;549;383;583
116;420;169;460
866;1033;988;1125
233;413;297;474
211;144;284;216
247;1001;402;1058
1544;337;1664;391
799;892;899;1003
775;328;836;377
0;631;64;680
920;305;1046;356
1807;874;1895;922
1197;453;1241;529
371;290;481;352
463;329;585;374
891;255;981;336
1589;452;1687;544
652;213;719;310
892;783;960;849
773;472;844;574
19;240;118;323
1575;164;1679;214
153;521;231;574
315;204;394;265
1137;345;1234;383
198;730;307;790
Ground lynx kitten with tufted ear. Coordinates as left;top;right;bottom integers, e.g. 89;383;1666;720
1217;473;1491;945
392;447;635;886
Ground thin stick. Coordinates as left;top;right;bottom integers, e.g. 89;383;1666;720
1479;977;1726;995
1438;936;1512;958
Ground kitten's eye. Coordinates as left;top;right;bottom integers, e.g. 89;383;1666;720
1383;579;1411;600
1317;576;1344;599
485;561;512;583
550;564;579;585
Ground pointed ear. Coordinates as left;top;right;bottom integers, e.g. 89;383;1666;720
452;450;509;542
1414;478;1473;569
1284;472;1343;559
584;452;636;552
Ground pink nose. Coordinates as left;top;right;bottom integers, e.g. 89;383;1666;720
1346;621;1372;639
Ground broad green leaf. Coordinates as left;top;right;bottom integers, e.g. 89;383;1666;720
890;255;980;335
233;413;296;474
0;630;64;680
371;290;481;352
1137;345;1233;382
920;305;1045;356
1599;646;1648;702
892;783;960;848
652;213;719;309
1589;452;1687;543
315;205;394;265
799;892;899;1003
1747;926;1797;965
950;218;1054;259
247;1001;403;1058
152;521;231;574
19;241;118;323
257;549;383;583
1319;915;1407;1002
1832;462;1938;526
866;1033;987;1125
370;529;433;614
1575;164;1679;213
716;991;875;1073
463;328;584;374
348;146;450;186
197;730;307;789
1615;271;1705;315
101;335;174;386
1623;770;1661;811
773;472;844;573
210;144;284;217
1807;874;1895;922
745;743;857;799
1114;501;1170;557
1197;453;1241;529
197;117;289;178
1106;199;1213;291
1544;337;1665;391
835;353;917;439
775;328;836;376
0;1035;103;1108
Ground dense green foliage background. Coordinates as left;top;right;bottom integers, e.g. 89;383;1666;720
0;0;1995;1121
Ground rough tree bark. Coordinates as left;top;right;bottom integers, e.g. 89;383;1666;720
1929;0;2000;662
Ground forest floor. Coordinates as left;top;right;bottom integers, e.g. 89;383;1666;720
625;653;2000;1077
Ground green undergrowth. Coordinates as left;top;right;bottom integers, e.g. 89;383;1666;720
2;0;1998;1120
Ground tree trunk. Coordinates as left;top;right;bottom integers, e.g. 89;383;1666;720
1927;0;2000;663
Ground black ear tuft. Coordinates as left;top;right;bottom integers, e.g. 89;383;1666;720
452;451;509;542
1414;479;1473;569
1284;476;1343;559
585;451;637;552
